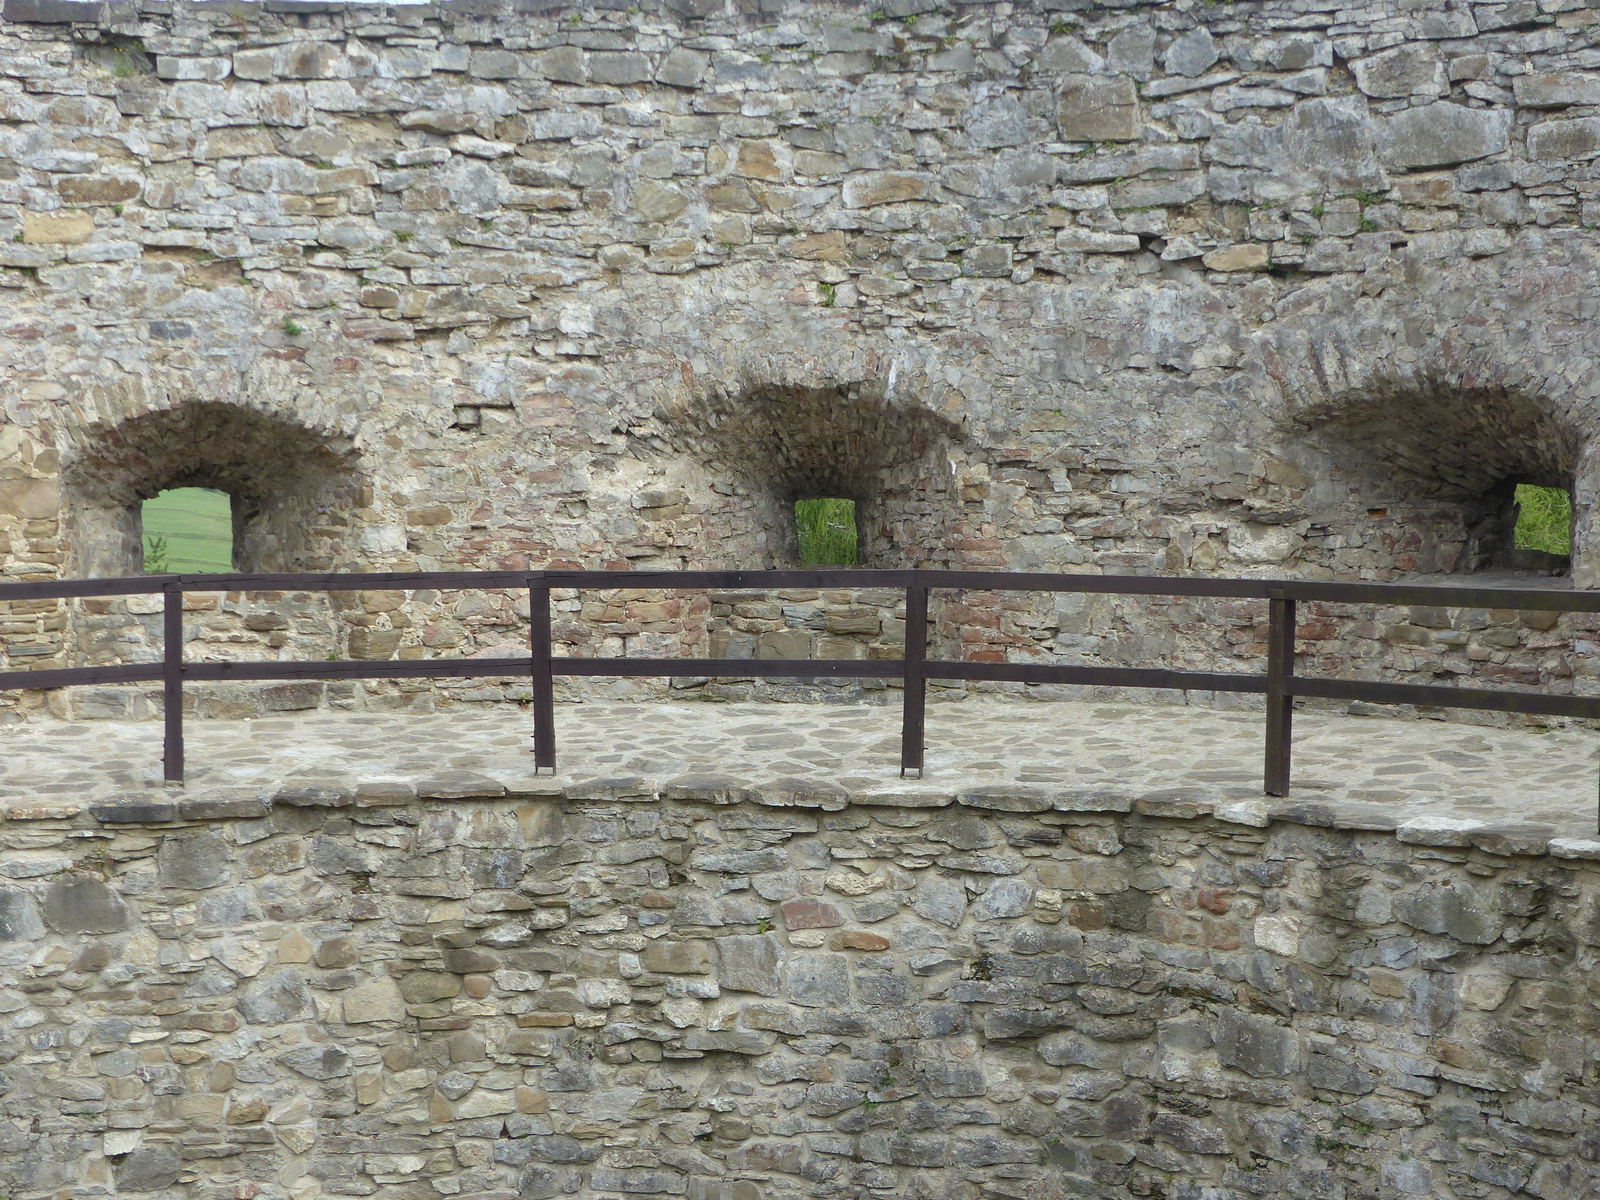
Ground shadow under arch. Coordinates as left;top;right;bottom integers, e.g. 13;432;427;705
61;402;364;577
1292;381;1578;497
1247;281;1600;580
668;378;965;568
1293;381;1582;574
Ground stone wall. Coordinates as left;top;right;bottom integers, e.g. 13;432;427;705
6;0;1600;714
4;784;1600;1199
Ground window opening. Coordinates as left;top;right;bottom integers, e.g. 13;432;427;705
795;498;858;565
142;487;233;574
1513;483;1572;557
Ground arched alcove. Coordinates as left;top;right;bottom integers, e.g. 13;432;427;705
671;382;964;568
1249;273;1600;585
61;403;363;577
1295;384;1581;578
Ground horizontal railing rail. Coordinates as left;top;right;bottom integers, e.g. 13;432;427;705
1;569;1596;823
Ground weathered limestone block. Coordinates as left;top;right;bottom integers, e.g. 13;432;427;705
1227;523;1305;564
157;831;229;890
1056;74;1140;141
643;940;714;974
278;1044;352;1080
1352;44;1447;99
1380;103;1512;169
42;876;126;933
1054;227;1141;254
657;48;708;88
911;874;967;926
0;887;43;941
401;970;462;1003
841;172;929;208
1515;71;1600;108
0;476;59;519
630;180;689;222
1528;117;1600;162
1203;244;1270;272
239;968;310;1024
113;1147;180;1194
1163;28;1217;78
967;96;1029;149
21;211;94;244
1214;1008;1300;1078
55;175;141;204
1393;880;1503;944
717;933;784;995
1281;95;1388;190
969;876;1033;919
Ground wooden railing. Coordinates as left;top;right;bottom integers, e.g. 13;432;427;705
3;570;1597;811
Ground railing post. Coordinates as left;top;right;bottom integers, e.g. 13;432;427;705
1264;591;1295;796
529;579;556;774
900;580;928;778
163;582;184;784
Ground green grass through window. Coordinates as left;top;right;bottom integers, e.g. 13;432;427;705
1514;483;1572;556
796;498;858;565
143;487;233;574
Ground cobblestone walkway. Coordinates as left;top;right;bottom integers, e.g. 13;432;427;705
3;699;1596;848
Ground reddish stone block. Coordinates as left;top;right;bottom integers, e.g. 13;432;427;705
835;930;890;951
780;897;845;930
1068;903;1106;930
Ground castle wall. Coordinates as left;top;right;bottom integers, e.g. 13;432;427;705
4;786;1599;1199
4;0;1600;714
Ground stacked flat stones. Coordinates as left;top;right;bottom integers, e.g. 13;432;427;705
3;0;1600;722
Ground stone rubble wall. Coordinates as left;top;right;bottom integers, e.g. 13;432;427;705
4;0;1600;715
3;785;1599;1199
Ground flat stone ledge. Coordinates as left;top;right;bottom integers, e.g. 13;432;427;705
0;698;1593;854
2;0;108;21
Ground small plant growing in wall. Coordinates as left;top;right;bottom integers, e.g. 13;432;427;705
76;844;114;879
283;316;304;336
143;533;170;574
796;499;857;564
1515;484;1572;555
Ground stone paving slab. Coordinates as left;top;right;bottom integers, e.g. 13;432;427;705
2;699;1598;854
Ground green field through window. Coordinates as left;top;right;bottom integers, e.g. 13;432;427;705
796;498;858;565
143;488;233;574
1513;484;1572;557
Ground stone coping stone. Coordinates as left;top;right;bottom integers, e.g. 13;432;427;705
0;698;1594;858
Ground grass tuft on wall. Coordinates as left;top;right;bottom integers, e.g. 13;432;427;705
1514;484;1572;556
796;498;858;565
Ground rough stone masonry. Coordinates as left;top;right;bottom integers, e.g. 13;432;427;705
6;0;1600;718
5;756;1600;1200
7;3;1600;1198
